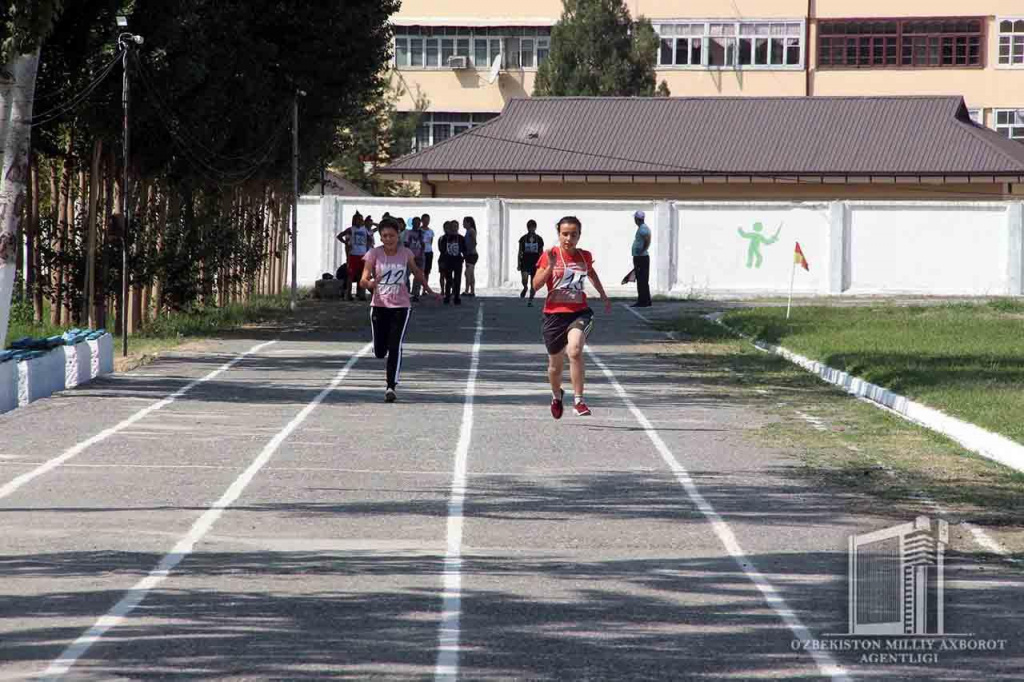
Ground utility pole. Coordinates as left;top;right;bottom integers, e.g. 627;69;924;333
120;39;131;357
117;20;143;356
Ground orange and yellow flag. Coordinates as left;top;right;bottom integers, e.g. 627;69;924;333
794;242;809;271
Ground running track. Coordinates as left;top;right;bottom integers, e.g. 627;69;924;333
1;298;1021;680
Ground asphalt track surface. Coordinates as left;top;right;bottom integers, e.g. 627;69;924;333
1;297;1021;680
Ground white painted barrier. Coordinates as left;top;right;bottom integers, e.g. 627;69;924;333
64;342;92;389
299;196;1024;297
18;349;65;406
0;333;114;415
90;334;114;377
0;361;16;413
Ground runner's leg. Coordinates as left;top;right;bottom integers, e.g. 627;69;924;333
452;261;464;303
566;328;586;400
385;308;411;389
371;307;390;359
547;351;564;398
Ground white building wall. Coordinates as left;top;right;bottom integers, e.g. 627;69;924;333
298;195;1024;298
675;202;831;296
847;202;1012;295
502;200;658;292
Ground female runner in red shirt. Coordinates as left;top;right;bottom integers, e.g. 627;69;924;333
532;216;612;418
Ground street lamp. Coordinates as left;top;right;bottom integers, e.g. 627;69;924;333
116;17;143;357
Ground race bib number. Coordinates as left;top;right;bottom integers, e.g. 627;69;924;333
550;264;588;304
524;242;539;254
446;241;461;257
376;262;407;295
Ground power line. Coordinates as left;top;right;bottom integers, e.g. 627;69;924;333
31;51;125;102
27;50;124;127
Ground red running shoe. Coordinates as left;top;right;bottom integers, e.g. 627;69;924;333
573;401;592;417
550;389;564;420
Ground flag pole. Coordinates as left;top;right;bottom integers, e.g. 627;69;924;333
786;258;796;320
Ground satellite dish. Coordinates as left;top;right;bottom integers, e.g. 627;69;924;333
487;53;502;84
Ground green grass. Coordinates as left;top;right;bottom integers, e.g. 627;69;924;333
136;294;293;339
719;300;1024;444
6;294;293;353
657;311;1024;553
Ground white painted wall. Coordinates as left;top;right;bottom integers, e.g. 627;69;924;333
298;195;1024;297
675;202;830;296
847;202;1013;295
301;197;491;288
502;200;657;293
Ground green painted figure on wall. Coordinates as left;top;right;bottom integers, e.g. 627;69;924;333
737;222;782;268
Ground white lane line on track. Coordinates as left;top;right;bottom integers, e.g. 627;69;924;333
41;342;373;679
0;340;278;503
434;303;484;682
586;346;851;682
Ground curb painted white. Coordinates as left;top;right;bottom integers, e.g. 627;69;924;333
63;342;92;389
0;360;15;413
1;334;116;415
706;313;1024;475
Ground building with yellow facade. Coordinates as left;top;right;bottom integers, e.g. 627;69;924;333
390;1;1024;149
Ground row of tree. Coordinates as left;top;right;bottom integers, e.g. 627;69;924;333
0;0;400;347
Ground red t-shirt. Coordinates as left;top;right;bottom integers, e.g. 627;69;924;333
538;247;594;314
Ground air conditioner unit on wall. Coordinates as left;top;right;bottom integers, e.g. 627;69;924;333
448;55;468;70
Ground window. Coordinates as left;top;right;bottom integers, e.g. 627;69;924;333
818;18;983;68
412;112;500;152
656;20;803;69
998;18;1024;66
995;110;1024;142
394;26;552;70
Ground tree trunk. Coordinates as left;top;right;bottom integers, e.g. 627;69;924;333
152;182;168;318
57;135;73;326
84;139;103;327
0;50;41;347
30;156;42;322
48;159;61;326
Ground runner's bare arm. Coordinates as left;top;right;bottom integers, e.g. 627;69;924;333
359;259;376;291
589;267;613;313
533;249;556;291
408;252;438;297
338;228;351;245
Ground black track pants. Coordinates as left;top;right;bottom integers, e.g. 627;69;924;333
370;306;411;389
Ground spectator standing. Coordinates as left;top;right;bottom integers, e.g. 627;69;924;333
437;220;467;305
630;210;652;308
421;213;435;287
517;219;544;306
462;216;479;297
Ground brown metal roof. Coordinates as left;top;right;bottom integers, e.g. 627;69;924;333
383;96;1024;177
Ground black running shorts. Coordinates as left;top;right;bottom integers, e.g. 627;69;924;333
542;308;594;355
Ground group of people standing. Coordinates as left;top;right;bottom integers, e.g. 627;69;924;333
337;212;479;304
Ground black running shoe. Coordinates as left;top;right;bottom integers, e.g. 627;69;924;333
385;388;396;403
